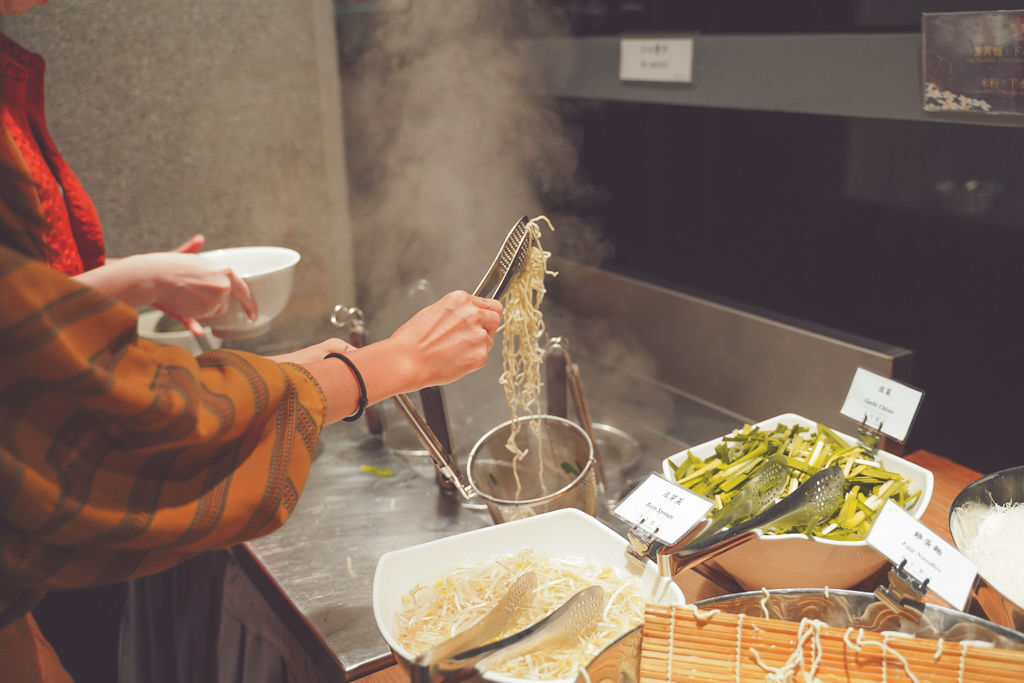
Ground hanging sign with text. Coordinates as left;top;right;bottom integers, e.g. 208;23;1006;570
840;368;923;443
923;10;1024;115
619;37;695;84
613;473;712;546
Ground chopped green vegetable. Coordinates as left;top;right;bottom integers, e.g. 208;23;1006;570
360;464;393;478
670;420;920;541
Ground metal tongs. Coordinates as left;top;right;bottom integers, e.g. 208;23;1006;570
544;337;607;496
472;215;531;300
626;465;846;581
332;217;536;497
413;574;605;683
388;215;535;497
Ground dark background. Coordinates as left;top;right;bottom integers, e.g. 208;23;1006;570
334;0;1024;475
536;1;1024;474
548;101;1024;475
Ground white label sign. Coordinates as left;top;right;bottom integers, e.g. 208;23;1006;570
612;473;713;546
619;37;695;83
867;501;977;610
840;367;923;442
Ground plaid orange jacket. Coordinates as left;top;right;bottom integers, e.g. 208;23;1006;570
0;128;327;627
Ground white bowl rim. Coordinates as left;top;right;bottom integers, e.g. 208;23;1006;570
662;412;935;548
199;246;301;278
137;309;193;338
371;508;684;683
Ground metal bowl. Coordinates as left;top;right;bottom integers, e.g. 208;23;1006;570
577;588;1024;682
467;415;597;523
949;464;1024;633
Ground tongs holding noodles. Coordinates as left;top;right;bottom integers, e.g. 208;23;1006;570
412;575;605;682
473;215;531;300
334;217;537;497
390;215;534;497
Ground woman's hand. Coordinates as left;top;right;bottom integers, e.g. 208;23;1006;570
297;291;503;424
134;253;256;318
384;290;503;389
269;339;356;365
74;234;258;335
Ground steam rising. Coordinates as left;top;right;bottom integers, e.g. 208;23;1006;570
338;1;673;477
340;0;602;328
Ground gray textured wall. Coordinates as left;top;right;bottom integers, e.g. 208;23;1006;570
4;0;354;350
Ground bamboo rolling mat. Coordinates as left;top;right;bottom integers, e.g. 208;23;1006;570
640;604;1024;682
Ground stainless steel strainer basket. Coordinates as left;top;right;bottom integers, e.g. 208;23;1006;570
467;415;596;523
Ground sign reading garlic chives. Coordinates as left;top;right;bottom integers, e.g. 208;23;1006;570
840;367;923;444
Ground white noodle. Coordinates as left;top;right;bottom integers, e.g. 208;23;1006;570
686;604;721;623
751;617;826;682
394;549;642;680
735;612;745;681
843;627;920;683
668;605;675;682
499;216;556;499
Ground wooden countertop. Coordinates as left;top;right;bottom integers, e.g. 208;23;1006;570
356;450;982;682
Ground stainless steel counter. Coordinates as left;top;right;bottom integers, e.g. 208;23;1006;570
242;263;913;679
243;365;741;679
244;419;494;678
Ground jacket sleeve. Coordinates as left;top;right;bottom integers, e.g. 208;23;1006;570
0;245;329;598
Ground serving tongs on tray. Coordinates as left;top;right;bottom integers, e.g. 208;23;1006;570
412;574;605;682
626;465;845;581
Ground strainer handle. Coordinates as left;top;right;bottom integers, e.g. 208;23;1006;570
391;393;474;499
544;338;607;493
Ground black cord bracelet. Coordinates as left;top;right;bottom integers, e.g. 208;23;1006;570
324;352;368;422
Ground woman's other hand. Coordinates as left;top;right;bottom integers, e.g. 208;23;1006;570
171;234;206;255
74;235;258;335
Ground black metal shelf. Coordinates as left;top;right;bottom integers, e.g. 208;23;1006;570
527;33;1024;128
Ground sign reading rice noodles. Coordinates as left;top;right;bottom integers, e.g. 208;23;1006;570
498;216;556;499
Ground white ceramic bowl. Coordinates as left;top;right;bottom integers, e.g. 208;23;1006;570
372;508;686;683
137;309;222;355
662;413;934;590
197;246;301;338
